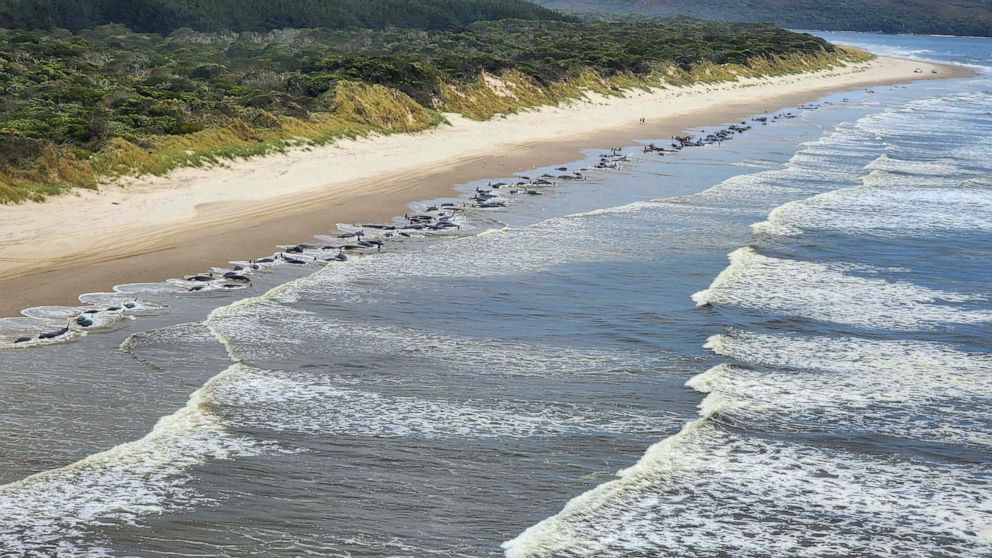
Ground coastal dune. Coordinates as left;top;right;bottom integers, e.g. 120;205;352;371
0;56;961;316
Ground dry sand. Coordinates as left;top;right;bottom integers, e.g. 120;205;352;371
0;56;970;317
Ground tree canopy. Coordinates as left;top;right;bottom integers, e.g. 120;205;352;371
0;6;856;203
0;0;568;33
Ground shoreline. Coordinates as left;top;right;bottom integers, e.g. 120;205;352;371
0;56;970;318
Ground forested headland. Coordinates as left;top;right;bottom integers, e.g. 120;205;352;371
0;1;869;203
0;0;568;32
533;0;992;38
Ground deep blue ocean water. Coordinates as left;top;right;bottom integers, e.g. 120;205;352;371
0;32;989;557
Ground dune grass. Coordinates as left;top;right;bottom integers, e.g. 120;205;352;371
440;49;874;120
0;81;444;202
0;37;871;203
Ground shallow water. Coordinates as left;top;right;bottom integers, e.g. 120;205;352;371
1;33;990;557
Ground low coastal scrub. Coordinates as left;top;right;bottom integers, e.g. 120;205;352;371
0;18;869;203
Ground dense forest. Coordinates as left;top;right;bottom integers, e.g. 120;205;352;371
534;0;992;37
0;1;866;203
0;0;567;33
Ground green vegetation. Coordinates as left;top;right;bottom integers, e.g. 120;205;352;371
533;0;992;38
0;13;867;203
0;0;567;33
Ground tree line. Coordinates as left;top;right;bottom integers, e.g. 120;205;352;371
0;0;568;33
0;9;850;202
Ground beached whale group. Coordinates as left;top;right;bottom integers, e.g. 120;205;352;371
12;301;139;344
166;164;607;295
6;150;628;346
171;104;838;297
642;106;828;156
5;100;849;347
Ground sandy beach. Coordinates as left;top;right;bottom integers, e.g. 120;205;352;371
0;56;968;317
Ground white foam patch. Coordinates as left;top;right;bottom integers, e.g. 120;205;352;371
754;94;992;239
208;300;656;378
1;292;161;346
694;363;992;446
692;248;992;330
755;177;992;237
864;154;964;177
693;332;992;445
682;171;824;213
503;422;992;558
705;331;992;394
673;121;889;216
264;196;753;307
0;363;264;556
106;282;185;295
856;93;992;138
19;306;77;320
565;200;664;218
210;368;677;438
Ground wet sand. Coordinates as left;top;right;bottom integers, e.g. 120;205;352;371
0;57;970;317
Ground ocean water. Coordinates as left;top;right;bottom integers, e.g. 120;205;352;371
0;33;990;557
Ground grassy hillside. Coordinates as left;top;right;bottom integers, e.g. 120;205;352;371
0;0;568;33
0;16;868;203
533;0;992;37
